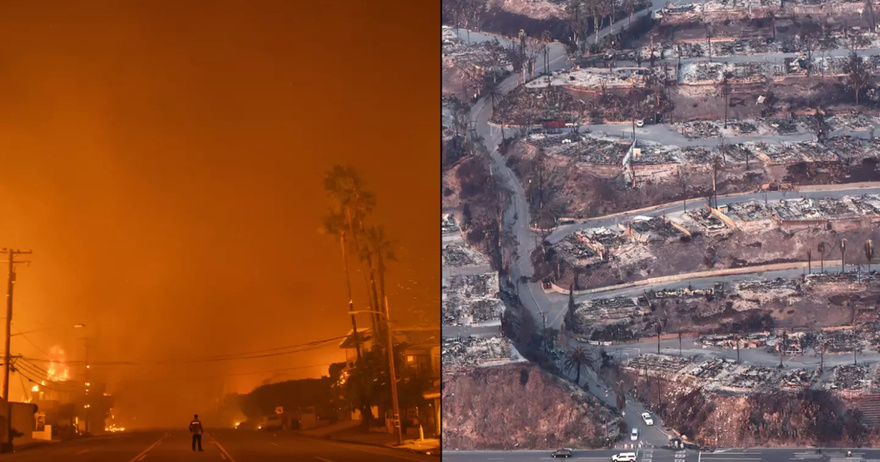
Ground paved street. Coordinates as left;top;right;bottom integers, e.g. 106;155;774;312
0;430;436;462
443;448;880;462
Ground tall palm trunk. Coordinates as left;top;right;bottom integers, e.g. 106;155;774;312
345;207;382;338
339;231;362;361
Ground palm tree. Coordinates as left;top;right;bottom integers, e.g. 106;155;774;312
866;239;874;272
818;242;827;273
321;212;362;360
364;225;397;343
563;347;593;385
324;165;382;337
841;238;848;274
807;249;812;274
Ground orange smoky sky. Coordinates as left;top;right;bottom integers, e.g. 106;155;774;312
0;0;437;426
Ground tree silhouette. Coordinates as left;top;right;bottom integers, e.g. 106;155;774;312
563;346;593;385
844;52;870;105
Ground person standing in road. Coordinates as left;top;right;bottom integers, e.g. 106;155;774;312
190;414;204;452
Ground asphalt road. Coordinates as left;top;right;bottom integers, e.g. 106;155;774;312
0;429;436;462
443;448;880;462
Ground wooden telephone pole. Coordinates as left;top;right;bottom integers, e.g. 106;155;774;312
1;249;31;452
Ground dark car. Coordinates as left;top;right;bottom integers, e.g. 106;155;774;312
552;448;573;458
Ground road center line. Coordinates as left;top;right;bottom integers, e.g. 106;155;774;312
127;435;165;462
75;448;91;454
315;457;336;462
210;436;238;462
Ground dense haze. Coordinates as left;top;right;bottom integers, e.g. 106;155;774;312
0;0;436;428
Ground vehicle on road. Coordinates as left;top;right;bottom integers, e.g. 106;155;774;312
552;448;573;458
613;452;637;462
260;415;283;431
631;428;639;441
642;412;654;425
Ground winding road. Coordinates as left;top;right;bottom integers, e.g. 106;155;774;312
451;4;880;453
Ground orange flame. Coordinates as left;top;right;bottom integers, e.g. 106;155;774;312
47;346;70;382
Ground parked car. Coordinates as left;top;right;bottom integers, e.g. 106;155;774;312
552;448;573;458
613;452;638;462
631;428;639;441
642;412;654;426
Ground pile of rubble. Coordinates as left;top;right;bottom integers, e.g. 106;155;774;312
682;208;729;234
622;353;691;377
697;332;772;349
443;243;488;268
443;273;505;326
555;227;621;267
679;62;725;85
709;364;815;392
724;201;775;224
737;278;801;302
568;296;647;333
674;121;721;140
442;214;460;236
539;135;630;165
819;329;862;353
827;113;876;131
627;216;686;242
442;336;516;369
829;363;872;390
681;357;737;380
773;195;880;221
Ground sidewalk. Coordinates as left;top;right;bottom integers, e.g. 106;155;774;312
299;421;440;456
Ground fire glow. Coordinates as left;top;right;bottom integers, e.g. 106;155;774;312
47;345;70;382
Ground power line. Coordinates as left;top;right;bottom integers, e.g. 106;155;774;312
19;334;349;367
112;362;338;383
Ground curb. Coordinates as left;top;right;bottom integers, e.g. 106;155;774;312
299;432;440;457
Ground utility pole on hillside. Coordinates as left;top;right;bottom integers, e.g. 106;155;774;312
1;249;31;453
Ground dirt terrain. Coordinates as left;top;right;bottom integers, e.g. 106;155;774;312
442;363;621;450
616;369;877;447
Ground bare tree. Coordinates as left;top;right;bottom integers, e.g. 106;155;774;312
720;71;733;128
866;239;875;272
566;0;591;55
867;0;877;32
818;241;827;273
844;51;871;105
841;238;848;273
778;331;788;368
807;249;812;274
541;30;553;82
800;20;822;76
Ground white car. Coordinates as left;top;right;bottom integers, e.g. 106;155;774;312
631;428;639;441
642;412;654;426
613;452;638;462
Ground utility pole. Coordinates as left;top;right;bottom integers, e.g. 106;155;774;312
84;338;90;435
1;248;31;452
382;296;403;446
